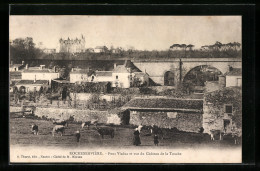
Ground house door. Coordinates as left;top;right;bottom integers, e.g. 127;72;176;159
121;110;130;125
223;119;231;133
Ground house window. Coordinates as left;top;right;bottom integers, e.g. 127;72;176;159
224;105;233;114
116;75;118;79
91;76;94;81
167;112;178;118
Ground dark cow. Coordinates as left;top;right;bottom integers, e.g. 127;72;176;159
96;126;114;139
52;125;65;136
53;120;68;127
31;124;38;135
81;119;98;129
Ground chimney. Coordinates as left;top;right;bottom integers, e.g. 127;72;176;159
228;65;233;72
54;66;56;72
10;61;13;65
218;75;226;88
124;60;127;66
34;75;36;83
114;63;117;69
26;64;28;69
22;61;24;65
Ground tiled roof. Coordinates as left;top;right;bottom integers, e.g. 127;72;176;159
96;71;113;77
23;69;56;73
113;65;130;73
225;68;242;76
16;80;49;85
122;98;203;112
95;46;107;49
10;72;22;79
133;72;148;77
10;64;23;68
70;69;93;76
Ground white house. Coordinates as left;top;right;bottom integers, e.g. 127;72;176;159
70;69;92;83
225;68;242;87
15;80;49;93
94;46;108;53
112;64;132;88
22;66;59;84
95;71;113;82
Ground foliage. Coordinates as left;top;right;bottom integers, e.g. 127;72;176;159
139;87;157;95
10;37;43;63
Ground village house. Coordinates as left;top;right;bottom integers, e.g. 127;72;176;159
225;68;242;87
204;67;241;93
112;63;132;88
94;46;108;53
42;48;56;54
95;71;113;82
21;65;59;84
121;98;203;132
9;61;25;72
85;48;94;53
203;87;242;138
15;80;49;93
70;69;92;83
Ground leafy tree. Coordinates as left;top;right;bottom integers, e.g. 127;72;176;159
10;37;42;63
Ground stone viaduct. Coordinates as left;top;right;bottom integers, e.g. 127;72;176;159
131;58;242;86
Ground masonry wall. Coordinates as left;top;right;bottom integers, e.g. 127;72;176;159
34;107;121;125
129;110;202;133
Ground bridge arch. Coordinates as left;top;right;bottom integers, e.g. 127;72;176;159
183;65;223;87
164;71;175;86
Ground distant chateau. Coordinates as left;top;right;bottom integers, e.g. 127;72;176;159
58;35;85;53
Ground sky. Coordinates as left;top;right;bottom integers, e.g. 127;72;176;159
9;16;241;51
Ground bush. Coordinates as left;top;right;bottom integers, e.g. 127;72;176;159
139;87;157;95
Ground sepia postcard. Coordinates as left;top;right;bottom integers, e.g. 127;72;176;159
9;15;242;163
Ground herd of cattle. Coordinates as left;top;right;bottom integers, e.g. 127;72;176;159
31;118;115;139
30;118;241;145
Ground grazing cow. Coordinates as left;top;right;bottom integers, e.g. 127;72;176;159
52;125;65;136
81;119;98;129
137;125;143;133
95;126;114;139
31;124;38;135
53;119;68;127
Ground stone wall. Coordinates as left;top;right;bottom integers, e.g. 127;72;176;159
205;81;221;93
34;107;121;125
129;110;202;133
10;106;22;113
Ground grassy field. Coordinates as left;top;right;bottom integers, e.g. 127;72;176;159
10;113;241;149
